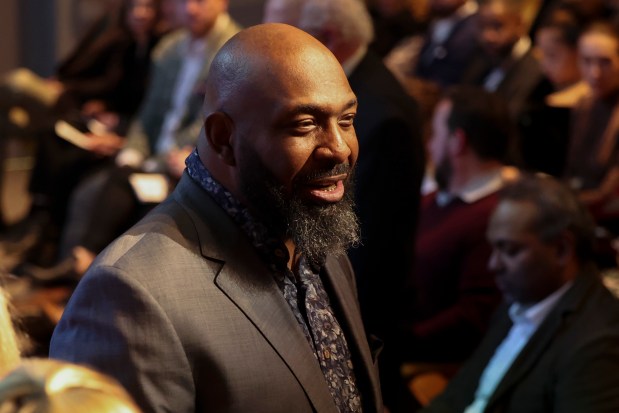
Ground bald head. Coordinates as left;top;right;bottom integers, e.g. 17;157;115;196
199;23;356;197
203;23;345;115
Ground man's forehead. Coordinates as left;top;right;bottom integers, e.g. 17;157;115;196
272;95;358;118
489;200;537;235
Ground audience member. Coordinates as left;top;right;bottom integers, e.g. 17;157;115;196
422;174;619;413
385;0;481;88
388;88;511;410
50;24;382;413
462;0;551;121
564;21;619;228
0;0;164;268
21;0;241;280
402;86;511;364
2;0;162;129
519;3;588;176
0;359;142;413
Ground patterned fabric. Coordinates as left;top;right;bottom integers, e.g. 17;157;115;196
186;150;362;412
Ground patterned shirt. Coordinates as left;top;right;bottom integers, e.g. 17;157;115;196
186;150;362;412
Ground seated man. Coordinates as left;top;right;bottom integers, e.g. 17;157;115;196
385;0;480;88
399;86;511;365
21;0;241;279
422;174;619;413
461;0;551;120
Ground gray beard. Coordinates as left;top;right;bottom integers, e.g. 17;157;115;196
239;154;360;268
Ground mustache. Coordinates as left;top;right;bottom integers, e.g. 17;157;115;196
296;163;353;184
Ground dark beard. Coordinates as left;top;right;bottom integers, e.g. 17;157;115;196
239;152;360;268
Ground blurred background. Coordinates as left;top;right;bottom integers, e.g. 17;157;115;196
0;0;267;76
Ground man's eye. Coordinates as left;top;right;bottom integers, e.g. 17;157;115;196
339;114;355;127
502;245;521;257
290;119;316;133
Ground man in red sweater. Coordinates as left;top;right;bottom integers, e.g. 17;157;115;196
396;86;517;375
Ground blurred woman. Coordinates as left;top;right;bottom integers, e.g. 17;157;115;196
14;0;165;267
564;21;619;229
518;4;588;176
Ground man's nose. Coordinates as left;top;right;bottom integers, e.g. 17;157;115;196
315;122;353;164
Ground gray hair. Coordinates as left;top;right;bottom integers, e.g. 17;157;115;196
499;174;596;263
299;0;374;47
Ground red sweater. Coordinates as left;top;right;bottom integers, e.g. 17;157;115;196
401;191;502;363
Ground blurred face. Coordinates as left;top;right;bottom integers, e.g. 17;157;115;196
579;31;619;99
487;200;566;305
228;47;360;264
127;0;158;37
535;27;581;89
428;99;453;189
183;0;226;38
478;3;524;58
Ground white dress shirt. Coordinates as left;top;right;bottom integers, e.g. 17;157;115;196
464;281;573;413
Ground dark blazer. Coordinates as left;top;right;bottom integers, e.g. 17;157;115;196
422;270;619;413
462;48;547;119
414;13;480;87
50;174;383;413
346;50;425;339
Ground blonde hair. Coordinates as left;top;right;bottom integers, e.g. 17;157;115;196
0;290;20;376
0;359;141;413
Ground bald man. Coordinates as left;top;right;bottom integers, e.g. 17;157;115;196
49;24;382;413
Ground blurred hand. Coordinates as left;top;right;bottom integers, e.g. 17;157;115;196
83;132;125;157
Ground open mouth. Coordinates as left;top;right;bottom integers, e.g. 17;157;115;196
303;174;347;203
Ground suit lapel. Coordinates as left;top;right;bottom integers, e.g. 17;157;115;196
322;257;381;411
173;176;338;413
487;275;594;408
215;262;339;413
323;258;380;389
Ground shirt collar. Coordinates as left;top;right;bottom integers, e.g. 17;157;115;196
436;166;517;206
509;281;574;328
185;150;290;271
342;45;367;77
185;13;231;54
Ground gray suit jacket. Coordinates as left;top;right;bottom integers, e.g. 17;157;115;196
50;174;383;413
124;14;241;159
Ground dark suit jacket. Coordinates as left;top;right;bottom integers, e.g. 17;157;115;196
415;13;480;87
50;174;382;413
462;48;546;120
422;269;619;413
346;50;425;339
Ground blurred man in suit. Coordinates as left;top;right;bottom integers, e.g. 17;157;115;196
50;24;382;413
423;174;619;413
462;0;550;119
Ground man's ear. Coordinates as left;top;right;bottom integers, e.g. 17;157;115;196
555;231;576;266
205;111;236;166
